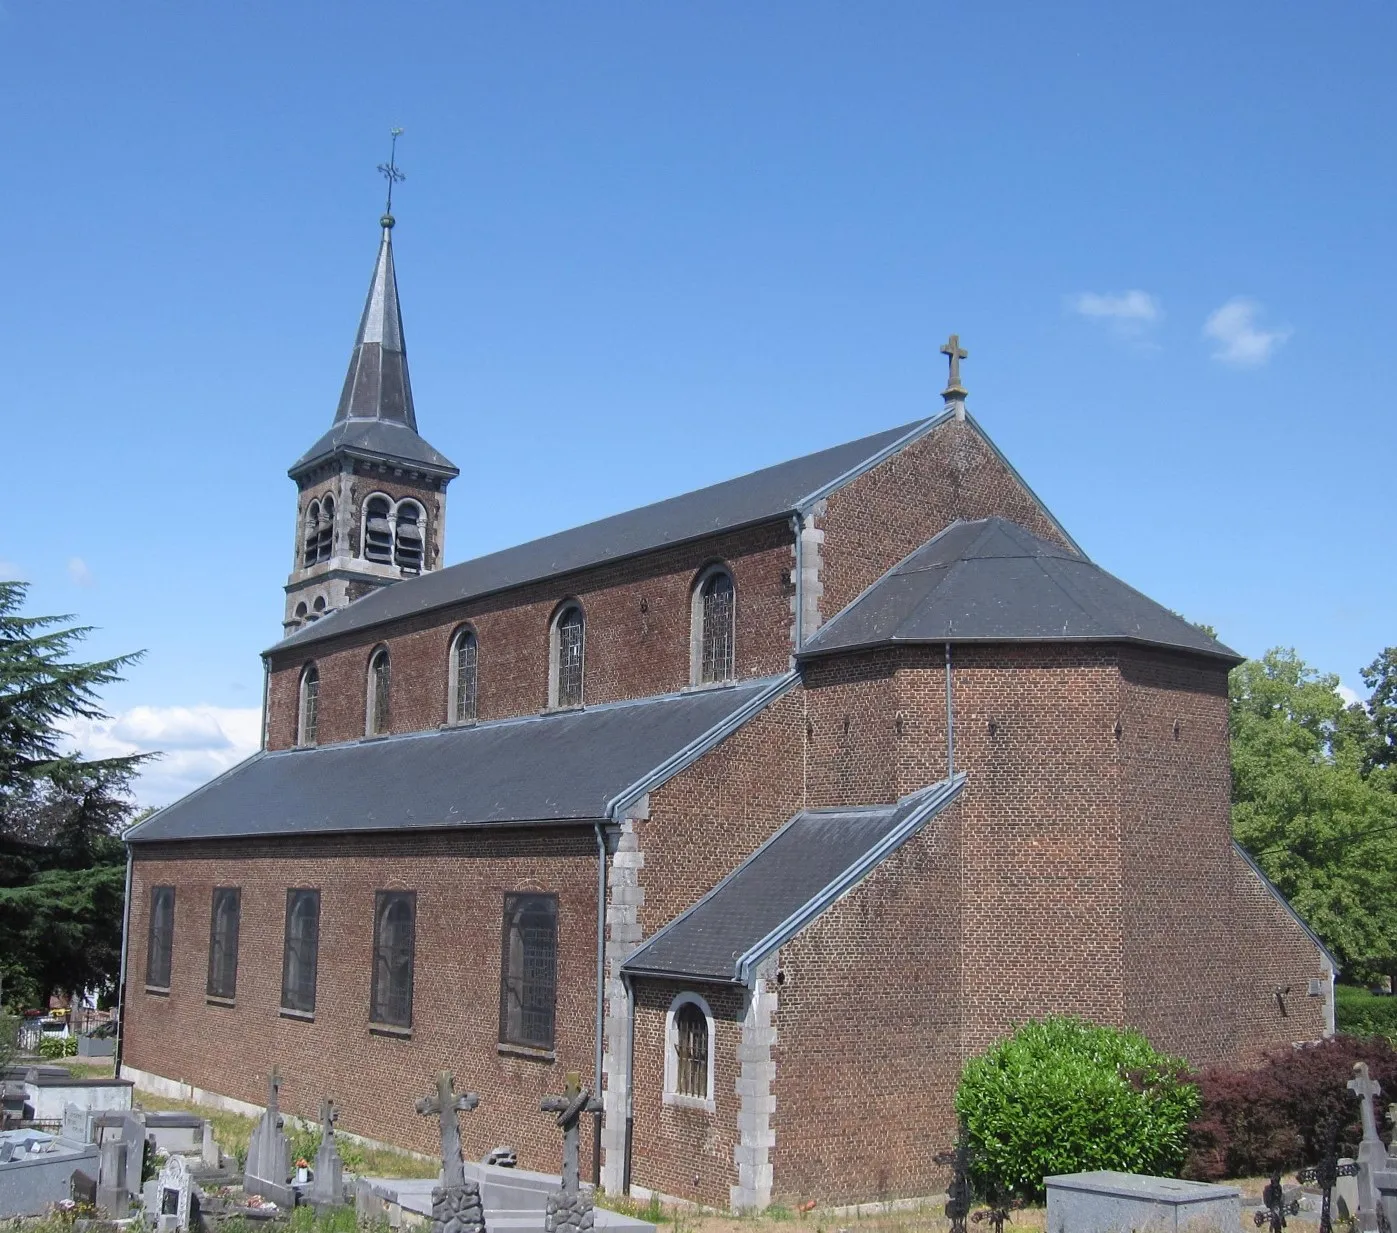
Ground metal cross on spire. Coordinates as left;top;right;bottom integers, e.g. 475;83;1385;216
378;127;406;229
940;333;969;405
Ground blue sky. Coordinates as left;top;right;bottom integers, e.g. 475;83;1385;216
3;2;1392;804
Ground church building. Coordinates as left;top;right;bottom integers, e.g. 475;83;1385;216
120;208;1336;1210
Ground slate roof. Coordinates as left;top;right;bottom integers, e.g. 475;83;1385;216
290;224;458;478
125;675;793;844
799;517;1242;664
622;775;965;985
271;414;942;653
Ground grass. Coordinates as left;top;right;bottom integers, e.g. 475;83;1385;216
52;1059;116;1080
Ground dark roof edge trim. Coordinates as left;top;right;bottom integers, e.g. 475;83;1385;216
733;773;966;984
797;632;1245;666
604;672;800;821
794;413;947;511
1232;841;1339;971
962;410;1084;557
288;437;460;481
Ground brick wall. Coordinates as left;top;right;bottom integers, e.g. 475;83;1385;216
771;810;963;1205
817;417;1072;623
123;827;603;1179
266;521;795;750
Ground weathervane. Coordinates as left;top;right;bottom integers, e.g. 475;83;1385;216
378;127;406;228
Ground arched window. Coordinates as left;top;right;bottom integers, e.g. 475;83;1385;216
363;495;394;563
294;601;308;624
206;887;241;1000
692;567;736;684
551;604;585;709
302;500;321;568
366;647;391;736
298;664;319;746
146;885;175;991
449;627;478;724
394;501;425;573
371;891;415;1027
281;889;320;1015
664;993;714;1107
499;893;557;1051
316;495;335;562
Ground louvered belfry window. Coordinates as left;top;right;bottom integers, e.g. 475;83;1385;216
315;496;335;562
371;891;416;1028
452;629;478;723
146;886;175;990
500;894;557;1051
364;496;394;563
394;503;424;573
206;887;241;1000
699;571;735;683
281;889;320;1014
302;501;321;568
367;649;391;735
675;1001;709;1098
554;606;584;708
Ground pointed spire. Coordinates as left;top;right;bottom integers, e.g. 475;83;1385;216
333;220;418;429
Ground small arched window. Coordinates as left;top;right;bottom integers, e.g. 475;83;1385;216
366;647;391;736
551;604;585;709
693;567;736;684
450;628;478;724
394;501;425;573
298;664;319;746
363;495;394;564
664;993;714;1107
302;500;321;568
294;602;308;624
316;495;335;562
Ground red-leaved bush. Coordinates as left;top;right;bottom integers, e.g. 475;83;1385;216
1184;1035;1397;1181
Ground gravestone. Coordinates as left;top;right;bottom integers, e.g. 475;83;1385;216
201;1118;220;1170
244;1067;294;1209
539;1071;602;1233
1045;1170;1240;1233
71;1168;98;1208
414;1070;486;1233
61;1101;92;1148
97;1135;130;1216
156;1151;192;1232
305;1096;345;1207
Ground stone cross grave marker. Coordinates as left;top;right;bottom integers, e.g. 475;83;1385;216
540;1071;602;1233
156;1151;192;1232
1348;1062;1387;1231
306;1096;345;1207
415;1071;486;1233
244;1066;294;1209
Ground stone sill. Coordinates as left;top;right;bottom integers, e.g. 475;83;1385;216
205;996;236;1009
497;1042;555;1063
279;1007;315;1022
370;1022;413;1040
663;1093;716;1114
144;985;170;997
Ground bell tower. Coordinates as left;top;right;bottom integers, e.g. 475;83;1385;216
283;135;458;633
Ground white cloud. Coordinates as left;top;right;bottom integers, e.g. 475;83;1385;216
1203;297;1292;367
0;560;25;581
1068;290;1162;345
67;557;95;587
62;704;262;808
1338;684;1363;709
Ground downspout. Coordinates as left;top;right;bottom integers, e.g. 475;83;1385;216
114;849;134;1075
621;970;636;1193
592;821;608;1186
260;657;271;751
945;642;955;777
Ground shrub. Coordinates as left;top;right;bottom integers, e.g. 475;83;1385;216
1184;1034;1397;1181
1335;986;1397;1044
0;1013;17;1070
955;1017;1199;1201
38;1035;78;1059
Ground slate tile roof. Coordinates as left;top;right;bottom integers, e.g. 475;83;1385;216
798;517;1241;663
622;775;965;985
125;675;793;844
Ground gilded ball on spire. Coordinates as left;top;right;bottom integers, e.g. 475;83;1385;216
381;214;396;230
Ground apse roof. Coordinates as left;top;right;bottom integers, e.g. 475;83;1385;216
270;413;945;654
622;775;965;985
798;517;1241;663
125;675;792;844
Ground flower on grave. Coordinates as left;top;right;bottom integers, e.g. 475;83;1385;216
296;1158;310;1168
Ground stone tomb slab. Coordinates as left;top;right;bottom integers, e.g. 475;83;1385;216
1046;1170;1241;1233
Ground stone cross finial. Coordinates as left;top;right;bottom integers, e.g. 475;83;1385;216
540;1071;602;1195
415;1071;479;1188
267;1068;282;1122
940;333;969;404
320;1096;337;1140
1351;1062;1383;1144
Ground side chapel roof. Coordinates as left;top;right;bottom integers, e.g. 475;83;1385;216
622;775;966;986
798;516;1242;664
124;674;793;844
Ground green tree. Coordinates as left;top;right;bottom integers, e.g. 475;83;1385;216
1361;648;1397;789
1231;648;1397;984
0;581;151;1008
